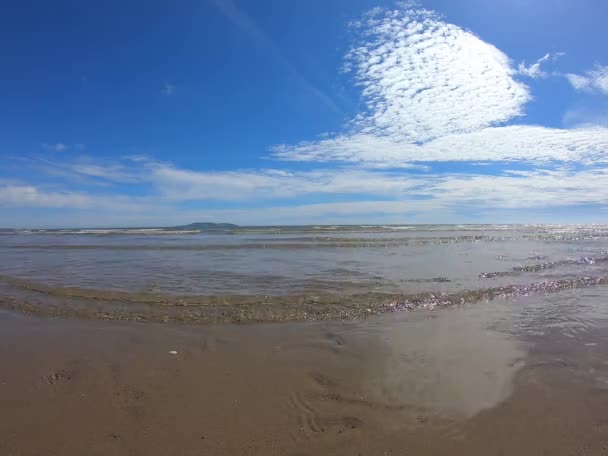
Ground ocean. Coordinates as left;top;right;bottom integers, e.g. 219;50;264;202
1;224;607;323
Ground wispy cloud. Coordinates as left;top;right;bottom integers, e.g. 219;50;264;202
148;163;424;201
563;106;608;128
212;0;267;44
0;185;89;208
213;0;343;115
161;83;176;96
273;126;608;165
518;52;563;79
565;65;608;95
0;184;151;212
6;155;608;210
25;156;143;185
42;142;68;152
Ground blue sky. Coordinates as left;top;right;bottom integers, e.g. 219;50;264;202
1;0;607;227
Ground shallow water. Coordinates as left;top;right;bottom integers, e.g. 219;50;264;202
1;224;608;322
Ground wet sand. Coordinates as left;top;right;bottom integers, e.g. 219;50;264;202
2;291;608;455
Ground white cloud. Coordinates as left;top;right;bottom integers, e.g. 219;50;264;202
161;83;176;96
0;185;110;209
147;162;424;200
518;52;563;79
563;107;608;128
270;5;608;166
344;6;530;143
25;156;427;200
565;65;608;95
0;185;147;211
273;125;608;165
70;163;141;182
565;74;590;91
0;185;91;208
425;167;608;208
4;164;608;226
8;155;608;210
26;156;143;185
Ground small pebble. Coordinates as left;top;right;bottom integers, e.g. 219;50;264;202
169;350;178;355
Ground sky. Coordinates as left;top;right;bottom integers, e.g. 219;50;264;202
1;0;608;227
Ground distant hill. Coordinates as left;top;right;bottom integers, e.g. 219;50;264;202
170;222;239;231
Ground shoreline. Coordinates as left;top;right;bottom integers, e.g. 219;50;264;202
1;273;608;324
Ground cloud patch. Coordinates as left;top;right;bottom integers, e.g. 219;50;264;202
271;5;608;167
344;6;530;143
518;52;563;79
273;125;608;165
161;83;176;96
7;156;608;209
0;184;150;212
566;65;608;95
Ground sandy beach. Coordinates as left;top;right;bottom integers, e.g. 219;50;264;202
3;288;608;455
